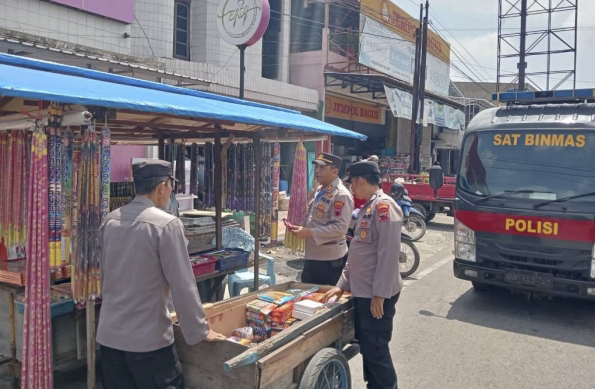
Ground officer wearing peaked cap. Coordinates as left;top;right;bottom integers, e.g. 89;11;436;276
291;152;354;286
325;160;403;389
98;159;227;389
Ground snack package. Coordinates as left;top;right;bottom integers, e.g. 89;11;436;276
228;336;252;346
248;320;271;343
232;326;254;340
303;293;326;303
257;291;295;305
270;302;294;322
246;299;277;316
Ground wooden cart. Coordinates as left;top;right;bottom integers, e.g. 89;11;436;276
174;282;358;389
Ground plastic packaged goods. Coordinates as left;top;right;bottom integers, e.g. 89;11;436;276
257;291;295;305
302;292;326;303
232;326;254;340
286;286;319;301
246;299;277;316
294;300;325;315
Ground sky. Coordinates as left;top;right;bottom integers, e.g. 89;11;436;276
394;0;595;90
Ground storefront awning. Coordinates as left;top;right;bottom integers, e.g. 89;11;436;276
0;54;367;140
324;71;465;110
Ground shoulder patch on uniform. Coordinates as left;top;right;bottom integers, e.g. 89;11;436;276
334;200;345;217
377;202;390;222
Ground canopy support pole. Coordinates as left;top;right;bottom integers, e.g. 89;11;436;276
253;135;261;289
214;131;223;249
157;134;165;160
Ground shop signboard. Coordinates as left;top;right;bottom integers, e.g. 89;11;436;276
325;95;385;125
384;86;465;130
358;0;451;97
216;0;271;47
48;0;134;23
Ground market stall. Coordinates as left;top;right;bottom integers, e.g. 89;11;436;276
0;53;366;387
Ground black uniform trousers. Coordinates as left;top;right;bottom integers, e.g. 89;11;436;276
100;343;184;389
354;293;401;389
301;254;348;286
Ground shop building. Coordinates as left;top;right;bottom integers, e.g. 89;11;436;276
0;0;318;112
288;0;466;174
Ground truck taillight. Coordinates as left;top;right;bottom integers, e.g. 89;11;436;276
455;218;476;262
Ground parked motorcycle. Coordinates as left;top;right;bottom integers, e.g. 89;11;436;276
391;182;427;242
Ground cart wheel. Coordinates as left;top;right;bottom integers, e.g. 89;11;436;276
299;348;351;389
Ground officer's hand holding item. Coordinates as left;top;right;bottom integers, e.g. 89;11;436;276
334;160;403;389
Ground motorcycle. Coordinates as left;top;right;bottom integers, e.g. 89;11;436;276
347;212;421;278
391;185;427;242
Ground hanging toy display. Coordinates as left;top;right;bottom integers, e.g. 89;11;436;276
47;104;64;271
190;143;199;196
271;141;281;244
72;124;102;303
284;141;308;252
0;130;29;261
21;126;52;389
61;127;74;270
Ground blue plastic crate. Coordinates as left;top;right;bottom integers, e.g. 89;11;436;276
211;249;250;271
15;298;75;318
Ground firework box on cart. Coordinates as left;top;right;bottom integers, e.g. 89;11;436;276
172;282;356;389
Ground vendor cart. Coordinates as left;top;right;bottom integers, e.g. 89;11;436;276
174;282;358;389
382;174;456;222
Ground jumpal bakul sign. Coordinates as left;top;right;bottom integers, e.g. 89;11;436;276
216;0;271;46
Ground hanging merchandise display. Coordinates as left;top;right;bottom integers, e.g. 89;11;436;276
284;141;307;252
100;125;111;220
0;130;29;261
21;126;53;389
175;143;186;194
271;142;281;244
47;104;64;270
109;182;135;211
61;127;73;268
259;142;272;240
72;125;102;303
204;142;214;207
190;143;199;196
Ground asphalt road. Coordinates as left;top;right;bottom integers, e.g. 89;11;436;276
349;214;595;389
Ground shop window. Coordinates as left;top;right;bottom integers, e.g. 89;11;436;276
174;0;190;60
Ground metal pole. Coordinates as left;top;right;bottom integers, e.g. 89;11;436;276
239;45;247;100
214;131;223;249
416;0;430;174
409;6;423;174
253;135;261;290
518;0;528;91
573;0;578;91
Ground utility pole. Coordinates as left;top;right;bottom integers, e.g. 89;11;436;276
416;0;429;173
409;4;423;174
518;0;527;91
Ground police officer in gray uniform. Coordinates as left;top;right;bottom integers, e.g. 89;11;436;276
325;161;403;389
98;159;226;389
291;152;354;286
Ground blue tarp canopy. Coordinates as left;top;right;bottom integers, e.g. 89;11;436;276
0;54;366;140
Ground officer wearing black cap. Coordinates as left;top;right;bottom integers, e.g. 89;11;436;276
291;152;354;286
98;159;226;389
325;160;403;389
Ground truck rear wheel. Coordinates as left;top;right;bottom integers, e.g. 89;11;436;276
411;203;427;218
425;212;436;222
